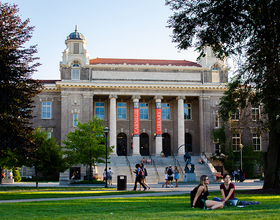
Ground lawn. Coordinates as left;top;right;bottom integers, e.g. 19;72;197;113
0;190;279;219
0;187;153;200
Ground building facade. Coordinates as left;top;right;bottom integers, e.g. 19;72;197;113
28;28;268;180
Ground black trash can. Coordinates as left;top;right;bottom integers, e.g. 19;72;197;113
117;175;127;190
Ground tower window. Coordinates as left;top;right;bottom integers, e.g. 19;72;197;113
74;43;79;54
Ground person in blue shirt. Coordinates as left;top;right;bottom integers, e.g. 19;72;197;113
132;163;147;191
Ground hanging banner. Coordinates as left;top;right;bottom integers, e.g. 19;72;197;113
133;102;139;136
155;102;162;135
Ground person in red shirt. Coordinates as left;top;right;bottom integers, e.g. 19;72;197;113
220;174;239;206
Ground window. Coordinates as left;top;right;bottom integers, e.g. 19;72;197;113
95;102;104;119
212;67;219;83
215;113;219;128
253;134;261;151
231;109;240;120
46;132;51;139
72;61;80;80
252;106;260;121
162;103;170;120
42;101;51;119
184;103;191;120
232;133;241;151
117;103;127;119
140;103;148;120
72;69;80;80
74;43;79;54
73;113;78;127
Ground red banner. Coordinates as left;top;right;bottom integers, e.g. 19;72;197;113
156;108;162;135
133;108;139;135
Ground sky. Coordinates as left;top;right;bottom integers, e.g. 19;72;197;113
5;0;202;80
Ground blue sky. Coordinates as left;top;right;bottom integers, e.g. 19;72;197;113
5;0;201;79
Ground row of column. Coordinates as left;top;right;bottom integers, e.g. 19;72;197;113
108;95;187;156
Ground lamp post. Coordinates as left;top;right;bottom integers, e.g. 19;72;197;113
103;126;110;188
240;143;243;170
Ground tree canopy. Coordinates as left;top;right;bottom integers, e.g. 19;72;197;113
63;117;113;181
27;128;68;188
166;0;280;188
0;3;42;172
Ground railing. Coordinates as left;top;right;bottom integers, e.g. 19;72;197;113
149;152;160;183
201;152;219;180
125;155;134;182
171;150;184;179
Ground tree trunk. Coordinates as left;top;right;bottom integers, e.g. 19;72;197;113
35;166;39;189
89;162;93;181
263;116;280;189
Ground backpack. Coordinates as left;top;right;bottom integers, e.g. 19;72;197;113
139;168;145;178
168;168;173;175
144;168;148;176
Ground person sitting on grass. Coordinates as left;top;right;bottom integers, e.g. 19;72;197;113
212;174;239;206
191;175;224;210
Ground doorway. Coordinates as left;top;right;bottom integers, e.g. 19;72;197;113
162;133;171;156
117;133;127;156
140;133;149;156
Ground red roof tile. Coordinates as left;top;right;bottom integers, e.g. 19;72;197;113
90;58;201;67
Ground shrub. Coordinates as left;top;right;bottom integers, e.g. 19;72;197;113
12;168;21;182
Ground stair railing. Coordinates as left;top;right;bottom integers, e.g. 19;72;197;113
125;156;134;182
149;152;160;183
171;150;184;178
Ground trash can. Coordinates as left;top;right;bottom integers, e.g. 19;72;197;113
117;175;127;190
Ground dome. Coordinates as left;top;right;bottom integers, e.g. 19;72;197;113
68;26;85;40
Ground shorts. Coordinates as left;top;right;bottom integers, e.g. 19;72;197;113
195;199;206;209
168;176;173;181
108;176;112;180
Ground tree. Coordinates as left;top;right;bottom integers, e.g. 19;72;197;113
166;0;280;188
62;117;113;181
27;128;68;188
0;3;42;181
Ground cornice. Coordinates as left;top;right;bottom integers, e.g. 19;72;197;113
51;82;227;91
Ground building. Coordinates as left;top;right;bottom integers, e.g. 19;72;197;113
29;28;267;181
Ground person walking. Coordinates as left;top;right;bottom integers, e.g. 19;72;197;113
132;164;147;191
103;169;107;182
139;163;150;190
107;167;113;185
162;167;169;188
174;166;180;187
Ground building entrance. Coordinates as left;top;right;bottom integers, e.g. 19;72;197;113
162;133;171;156
140;133;149;156
185;133;193;153
117;133;127;156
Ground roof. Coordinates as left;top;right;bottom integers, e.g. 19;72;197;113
90;58;201;67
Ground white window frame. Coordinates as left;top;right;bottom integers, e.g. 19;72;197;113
95;102;105;119
252;106;260;121
253;134;261;151
215;113;220;128
139;103;148;120
117;102;127;120
42;101;51;119
231;109;240;121
162;103;170;120
184;103;192;120
232;133;241;151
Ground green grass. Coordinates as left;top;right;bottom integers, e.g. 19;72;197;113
0;187;155;200
0;190;279;219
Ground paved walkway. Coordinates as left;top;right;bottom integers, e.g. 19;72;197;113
0;180;263;204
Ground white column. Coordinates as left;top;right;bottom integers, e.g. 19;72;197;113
177;96;185;155
132;95;141;156
109;95;118;155
154;96;163;155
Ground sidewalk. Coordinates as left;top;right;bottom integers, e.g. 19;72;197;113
0;180;263;204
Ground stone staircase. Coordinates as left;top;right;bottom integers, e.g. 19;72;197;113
96;155;215;184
